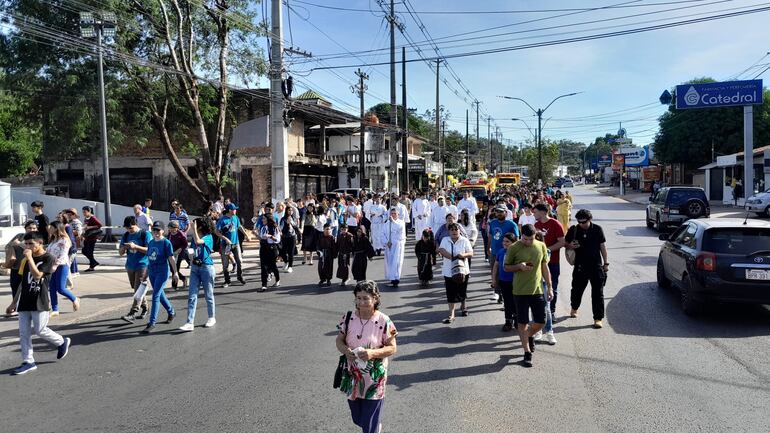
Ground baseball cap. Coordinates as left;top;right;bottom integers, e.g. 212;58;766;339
152;221;165;231
167;220;180;228
225;203;238;211
495;205;507;212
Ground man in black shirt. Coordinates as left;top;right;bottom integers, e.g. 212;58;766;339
30;201;50;244
565;209;609;329
5;232;71;375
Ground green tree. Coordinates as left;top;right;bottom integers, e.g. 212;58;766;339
654;77;770;167
0;90;41;177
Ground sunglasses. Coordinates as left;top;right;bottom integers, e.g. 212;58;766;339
577;220;589;224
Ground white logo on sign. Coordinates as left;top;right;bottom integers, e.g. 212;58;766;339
684;86;700;106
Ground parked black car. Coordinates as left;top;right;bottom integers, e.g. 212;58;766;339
646;186;709;231
656;218;770;315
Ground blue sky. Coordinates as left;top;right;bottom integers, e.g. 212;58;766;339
261;0;770;148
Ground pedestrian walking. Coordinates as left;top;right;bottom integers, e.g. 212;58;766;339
370;197;387;255
335;280;398;433
30;200;49;244
317;223;336;287
488;205;520;301
556;191;572;230
133;204;153;231
169;202;190;233
411;191;431;242
258;215;281;292
533;203;565;318
301;203;318;265
179;218;217;331
438;222;474;324
5;231;72;375
215;203;245;287
414;229;436;286
381;208;406;287
532;231;556;346
3;221;38;316
167;220;188;290
336;224;355;286
280;205;300;273
81;206;102;272
46;221;80;317
119;216;152;323
491;232;517;332
459;209;478;268
141;221;177;333
352;226;375;282
503;224;553;368
565;209;609;328
345;197;361;236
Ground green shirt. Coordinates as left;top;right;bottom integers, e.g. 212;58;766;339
504;240;548;296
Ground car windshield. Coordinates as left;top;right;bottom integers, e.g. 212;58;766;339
702;228;770;255
498;178;515;184
668;189;705;204
463;188;487;200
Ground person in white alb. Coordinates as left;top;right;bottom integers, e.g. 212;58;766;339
457;190;480;221
381;208;406;287
346;198;361;234
430;196;448;234
392;194;408;223
446;197;459;221
370;196;387;255
411;192;431;241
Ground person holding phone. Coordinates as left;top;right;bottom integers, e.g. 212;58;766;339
179;218;217;331
564;209;609;329
504;224;553;368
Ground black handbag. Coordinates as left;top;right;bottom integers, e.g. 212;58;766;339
333;310;353;389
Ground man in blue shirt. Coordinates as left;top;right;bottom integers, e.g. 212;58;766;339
488;205;520;264
216;203;244;287
119;216;153;323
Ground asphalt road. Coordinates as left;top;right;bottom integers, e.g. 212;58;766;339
2;186;769;433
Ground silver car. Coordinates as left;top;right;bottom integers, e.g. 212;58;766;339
745;189;770;217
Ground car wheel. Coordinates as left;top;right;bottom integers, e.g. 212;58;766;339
646;211;655;229
656;256;670;289
685;199;706;219
764;206;770;218
680;274;704;316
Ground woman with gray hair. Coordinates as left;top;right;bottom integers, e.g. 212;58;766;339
335;280;398;433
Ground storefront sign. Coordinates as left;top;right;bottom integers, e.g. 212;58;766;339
612;153;626;171
619;145;651;167
408;160;426;172
676;80;763;109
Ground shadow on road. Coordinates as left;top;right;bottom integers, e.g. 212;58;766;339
388;354;517;390
607;282;770;338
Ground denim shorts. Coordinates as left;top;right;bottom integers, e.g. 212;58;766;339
513;294;546;325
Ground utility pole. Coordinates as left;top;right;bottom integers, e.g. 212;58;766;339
537;109;543;181
270;0;289;200
401;46;409;192
434;58;441;187
465;109;470;173
487;116;491;173
473;100;480;171
353;69;369;189
388;0;398;193
441;120;446;186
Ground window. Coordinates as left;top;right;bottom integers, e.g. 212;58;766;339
703;228;770;255
655;190;667;204
680;223;698;249
670;224;689;244
668;189;705;204
56;169;84;181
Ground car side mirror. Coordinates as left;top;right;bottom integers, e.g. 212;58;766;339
658;233;670;241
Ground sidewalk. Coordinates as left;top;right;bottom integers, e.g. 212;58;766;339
585;183;733;210
0;240;264;348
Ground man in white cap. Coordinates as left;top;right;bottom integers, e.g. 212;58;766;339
381;207;406;287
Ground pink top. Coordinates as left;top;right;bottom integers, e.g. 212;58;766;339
337;310;398;400
46;238;70;266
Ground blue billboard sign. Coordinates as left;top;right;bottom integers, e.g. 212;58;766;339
597;154;612;166
675;79;763;109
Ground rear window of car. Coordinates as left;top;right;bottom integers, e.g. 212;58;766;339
668;189;706;204
702;228;770;255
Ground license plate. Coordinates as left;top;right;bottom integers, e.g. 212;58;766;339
745;269;770;280
669;210;679;214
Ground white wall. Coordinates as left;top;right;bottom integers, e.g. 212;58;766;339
328;135;357;154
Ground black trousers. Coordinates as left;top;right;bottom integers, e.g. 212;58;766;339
570;265;606;320
82;239;98;268
260;244;280;287
282;236;296;268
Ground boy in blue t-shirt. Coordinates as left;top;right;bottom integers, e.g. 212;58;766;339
215;203;244;287
491;233;517;332
141;221;178;333
119;216;153;323
488;205;520;264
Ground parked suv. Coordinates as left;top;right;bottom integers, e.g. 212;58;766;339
646;186;709;231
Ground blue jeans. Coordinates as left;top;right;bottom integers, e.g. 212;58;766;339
348;399;384;433
548;262;560;315
50;264;76;312
187;264;215;324
148;269;174;326
542;285;553;333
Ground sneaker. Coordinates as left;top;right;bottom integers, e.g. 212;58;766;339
528;336;536;353
179;322;194;332
570;309;578;318
287;267;293;273
340;279;348;286
282;263;289;271
272;280;280;288
593;320;603;329
501;323;513;332
204;318;216;328
533;330;544;342
490;292;499;301
57;337;71;359
260;286;267;292
121;313;136;324
140;324;155;334
223;282;230;288
237;276;246;285
12;362;37;375
267;274;273;282
50;311;60;318
72;298;80;312
544;331;557;345
165;312;175;324
522;352;533;368
136;305;148;320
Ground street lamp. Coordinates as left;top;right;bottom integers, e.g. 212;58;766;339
499;92;581;181
80;11;116;239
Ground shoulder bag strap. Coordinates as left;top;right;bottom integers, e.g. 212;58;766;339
344;310;353;334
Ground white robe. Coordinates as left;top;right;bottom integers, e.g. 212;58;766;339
370;204;387;250
446;204;459;220
430;205;448;233
381;218;406;281
458;197;479;221
394;203;408;223
411;198;431;240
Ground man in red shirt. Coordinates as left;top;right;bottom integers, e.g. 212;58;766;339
534;203;565;320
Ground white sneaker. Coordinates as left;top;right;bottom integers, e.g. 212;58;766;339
272;280;280;287
544;331;557;345
204;318;216;328
267;274;273;282
260;286;268;292
282;264;289;271
179;322;194;332
489;292;499;301
287;267;293;273
532;330;544;342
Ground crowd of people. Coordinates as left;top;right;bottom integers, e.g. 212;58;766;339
2;181;610;433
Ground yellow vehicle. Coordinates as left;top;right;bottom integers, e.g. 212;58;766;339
496;172;521;187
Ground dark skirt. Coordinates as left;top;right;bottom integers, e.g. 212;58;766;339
417;253;433;281
301;226;317;251
444;275;469;303
352;251;369;281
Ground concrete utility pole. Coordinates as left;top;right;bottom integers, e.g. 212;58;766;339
401;46;409;192
389;0;398;193
270;0;289;201
353;69;369;189
441;120;446;187
487;116;491;172
434;59;441;187
465;109;470;173
473;100;480;170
